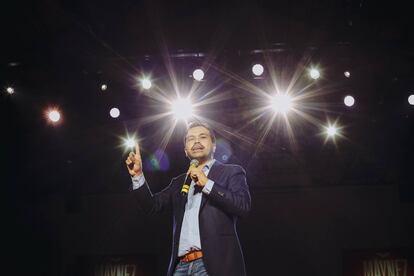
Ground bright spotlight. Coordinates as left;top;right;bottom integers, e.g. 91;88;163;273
344;71;351;78
408;94;414;105
192;69;204;81
271;93;293;114
121;134;139;151
171;98;193;120
141;78;152;90
252;64;264;76
101;84;107;91
344;95;355;107
48;110;61;123
326;126;338;137
124;138;136;149
309;68;320;80
110;107;120;118
6;87;14;94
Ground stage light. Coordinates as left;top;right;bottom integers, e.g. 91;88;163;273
110;107;120;118
124;138;136;149
344;95;355;107
48;110;61;123
326;126;338;137
141;78;152;90
171;97;193;120
344;71;351;78
6;87;14;94
252;64;264;76
408;94;414;105
270;93;293;114
101;84;107;91
321;120;343;143
121;133;139;151
192;69;204;81
309;68;320;80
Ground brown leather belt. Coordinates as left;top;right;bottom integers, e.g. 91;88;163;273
180;250;203;262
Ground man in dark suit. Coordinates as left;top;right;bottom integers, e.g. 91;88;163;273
125;121;251;276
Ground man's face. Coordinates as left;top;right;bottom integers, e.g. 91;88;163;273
184;126;215;161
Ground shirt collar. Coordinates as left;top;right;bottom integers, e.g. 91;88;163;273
203;159;216;170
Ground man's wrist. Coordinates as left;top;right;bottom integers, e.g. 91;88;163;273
131;173;146;190
131;171;143;177
202;179;215;194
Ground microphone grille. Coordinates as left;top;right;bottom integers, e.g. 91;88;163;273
190;159;199;167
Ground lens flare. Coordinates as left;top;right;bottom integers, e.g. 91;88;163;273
124;138;136;148
141;78;152;90
171;97;193;120
120;133;140;152
270;93;293;114
309;68;320;80
326;126;338;137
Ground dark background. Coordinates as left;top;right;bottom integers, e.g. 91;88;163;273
2;0;413;275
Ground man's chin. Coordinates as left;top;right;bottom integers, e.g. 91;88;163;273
188;153;208;161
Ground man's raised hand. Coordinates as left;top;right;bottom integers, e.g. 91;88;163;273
125;143;143;177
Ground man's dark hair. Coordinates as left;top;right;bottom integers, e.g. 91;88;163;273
184;121;216;144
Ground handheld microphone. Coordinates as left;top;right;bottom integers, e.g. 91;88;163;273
181;159;199;196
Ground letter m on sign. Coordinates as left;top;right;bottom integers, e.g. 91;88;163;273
363;260;374;276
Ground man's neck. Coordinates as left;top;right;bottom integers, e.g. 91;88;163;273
196;158;213;168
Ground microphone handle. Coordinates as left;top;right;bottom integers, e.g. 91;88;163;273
181;163;197;195
181;175;192;195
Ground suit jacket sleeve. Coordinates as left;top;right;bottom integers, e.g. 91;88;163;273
132;177;176;215
207;166;251;217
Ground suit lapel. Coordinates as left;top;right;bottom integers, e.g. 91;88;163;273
200;188;208;211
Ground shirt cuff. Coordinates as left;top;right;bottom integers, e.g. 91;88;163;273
131;174;146;190
202;179;215;194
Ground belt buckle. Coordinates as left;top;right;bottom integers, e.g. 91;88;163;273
181;250;200;263
184;254;190;262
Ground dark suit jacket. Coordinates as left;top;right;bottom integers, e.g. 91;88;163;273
132;160;251;276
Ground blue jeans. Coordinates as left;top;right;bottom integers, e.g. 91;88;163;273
173;258;209;276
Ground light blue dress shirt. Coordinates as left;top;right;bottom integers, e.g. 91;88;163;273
131;159;216;257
